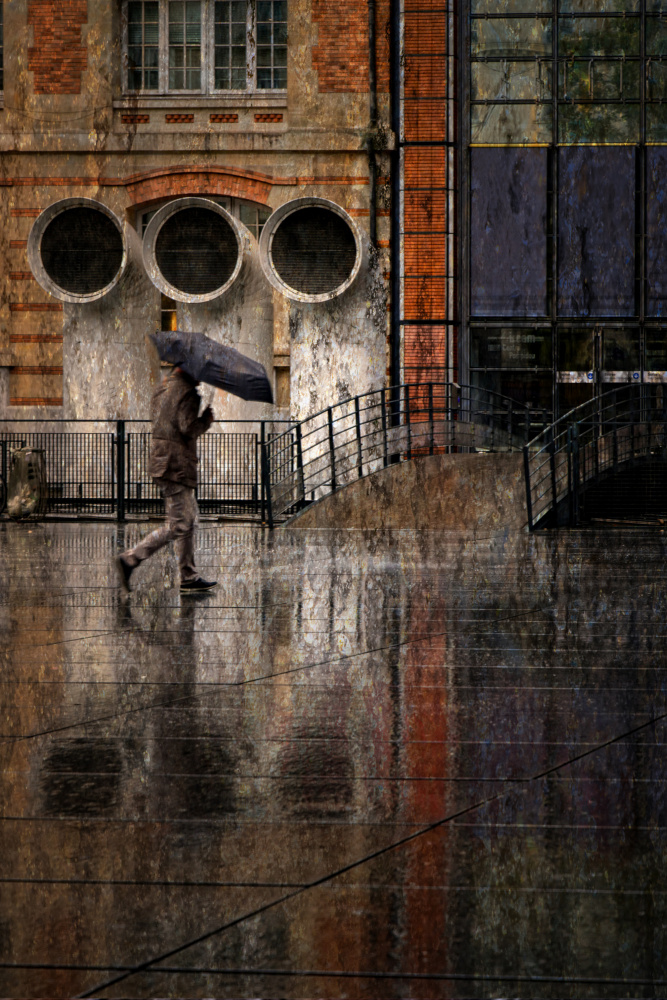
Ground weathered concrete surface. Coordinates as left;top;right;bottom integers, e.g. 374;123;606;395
286;452;528;530
289;240;387;420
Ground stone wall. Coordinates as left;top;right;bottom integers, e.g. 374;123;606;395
286;453;529;531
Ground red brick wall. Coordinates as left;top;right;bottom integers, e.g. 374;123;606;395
312;0;369;93
28;1;88;95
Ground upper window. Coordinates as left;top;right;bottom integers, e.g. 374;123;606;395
124;0;287;94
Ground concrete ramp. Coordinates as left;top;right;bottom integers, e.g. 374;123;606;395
285;452;527;531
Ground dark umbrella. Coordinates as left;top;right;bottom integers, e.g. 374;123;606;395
150;329;273;403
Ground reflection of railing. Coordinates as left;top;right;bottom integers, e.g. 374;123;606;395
524;386;667;530
261;383;540;527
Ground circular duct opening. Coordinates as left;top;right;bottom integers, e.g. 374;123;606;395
28;200;126;303
143;198;244;302
259;198;362;303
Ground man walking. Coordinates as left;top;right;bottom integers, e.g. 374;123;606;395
116;367;217;593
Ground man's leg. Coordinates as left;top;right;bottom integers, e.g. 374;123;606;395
118;486;196;587
168;487;198;583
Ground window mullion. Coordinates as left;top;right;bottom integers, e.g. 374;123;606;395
247;0;256;92
160;0;168;94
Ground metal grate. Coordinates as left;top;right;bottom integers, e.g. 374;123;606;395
40;208;123;295
270;207;357;294
155;206;238;294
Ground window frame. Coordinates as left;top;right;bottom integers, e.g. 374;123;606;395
121;0;287;97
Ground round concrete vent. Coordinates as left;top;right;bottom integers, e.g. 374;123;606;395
259;198;362;303
143;198;245;302
28;199;126;303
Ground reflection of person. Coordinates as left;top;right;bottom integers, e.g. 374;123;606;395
116;367;217;593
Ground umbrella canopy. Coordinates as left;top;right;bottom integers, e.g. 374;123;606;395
150;329;273;403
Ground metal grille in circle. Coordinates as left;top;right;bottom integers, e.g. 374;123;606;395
155;207;238;294
271;207;357;294
41;208;124;295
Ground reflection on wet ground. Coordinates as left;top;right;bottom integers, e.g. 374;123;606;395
0;520;666;998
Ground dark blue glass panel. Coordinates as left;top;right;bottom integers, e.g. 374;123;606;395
557;146;635;317
471;147;548;317
647;147;667;317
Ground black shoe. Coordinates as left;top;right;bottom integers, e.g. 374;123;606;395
116;555;135;593
180;577;217;593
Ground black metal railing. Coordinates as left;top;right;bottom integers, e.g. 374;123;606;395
0;420;292;521
524;385;667;530
261;383;541;526
0;385;541;524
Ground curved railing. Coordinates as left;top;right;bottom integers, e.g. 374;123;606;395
524;385;667;530
262;383;543;526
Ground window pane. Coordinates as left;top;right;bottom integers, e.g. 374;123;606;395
128;23;143;44
274;0;287;19
128;2;142;21
274;46;287;66
170;23;184;43
274;20;287;43
186;47;200;66
273;66;287;87
471;18;552;58
471;327;552;368
215;23;230;44
128;46;142;66
169;68;184;87
185;68;201;88
472;60;551;101
561;0;638;10
559;59;639;100
558;103;639;143
646;17;667;55
604;329;639;369
648;60;667;99
145;1;159;17
646;329;667;367
129;68;143;88
144;21;159;43
145;46;158;66
558;16;639;57
472;0;551;9
557;147;636;317
231;21;245;43
232;66;246;87
257;22;272;44
471;148;548;317
232;0;246;19
215;47;230;66
471;102;552;143
232;46;245;66
170;1;184;19
186;24;201;42
257;67;272;87
257;1;272;20
558;329;593;370
647;148;667;317
146;68;159;88
186;1;200;20
257;47;271;66
647;102;667;141
170;47;184;66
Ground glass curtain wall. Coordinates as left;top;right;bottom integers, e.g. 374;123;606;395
466;0;667;418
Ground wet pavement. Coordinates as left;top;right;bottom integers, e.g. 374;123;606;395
1;519;666;998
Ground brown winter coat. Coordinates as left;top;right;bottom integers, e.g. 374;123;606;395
149;370;213;488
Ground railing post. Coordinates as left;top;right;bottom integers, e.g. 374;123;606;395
260;436;274;529
260;423;266;523
405;384;412;460
428;382;434;455
523;444;534;531
354;396;363;478
381;387;389;467
295;423;306;505
547;426;557;521
328;406;336;491
116;419;125;522
572;422;580;526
